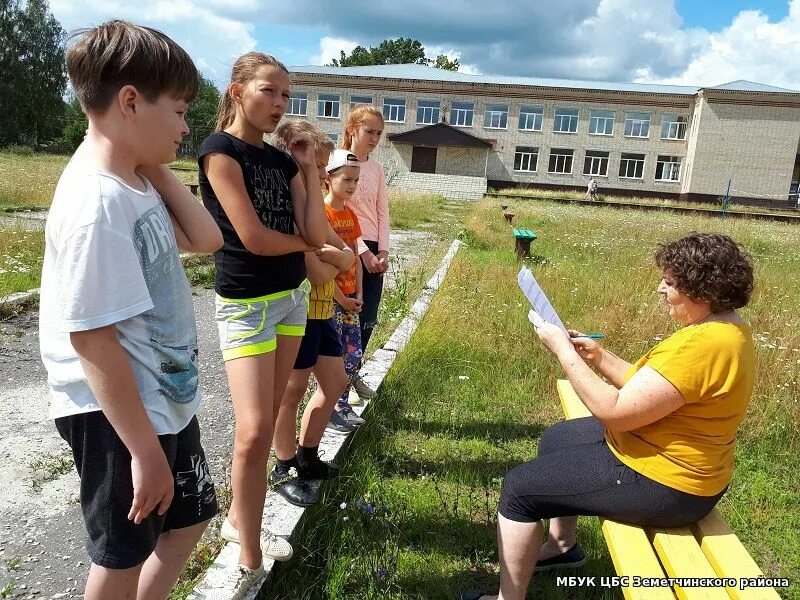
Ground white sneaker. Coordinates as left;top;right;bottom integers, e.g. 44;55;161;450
220;517;294;561
208;562;265;600
347;389;364;406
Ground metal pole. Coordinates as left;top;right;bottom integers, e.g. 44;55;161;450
721;178;732;219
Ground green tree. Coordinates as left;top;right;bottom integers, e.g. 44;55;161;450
57;93;87;152
0;0;67;147
182;74;220;156
329;37;459;71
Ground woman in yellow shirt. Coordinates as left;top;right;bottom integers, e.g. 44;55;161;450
462;233;755;600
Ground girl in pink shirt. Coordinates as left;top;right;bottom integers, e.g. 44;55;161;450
341;105;389;398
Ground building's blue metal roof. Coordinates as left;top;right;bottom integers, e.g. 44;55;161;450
289;63;701;95
710;80;797;93
290;64;798;96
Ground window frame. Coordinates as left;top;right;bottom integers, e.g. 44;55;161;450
624;112;651;138
514;146;539;172
317;93;341;119
382;97;406;123
518;105;544;131
349;95;373;108
450;101;475;127
660;115;688;140
619;152;646;179
655;155;682;181
554;107;579;134
416;99;441;125
548;148;575;174
583;150;610;177
287;91;308;116
483;103;509;129
589;110;615;136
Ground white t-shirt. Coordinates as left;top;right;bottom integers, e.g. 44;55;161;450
39;153;201;435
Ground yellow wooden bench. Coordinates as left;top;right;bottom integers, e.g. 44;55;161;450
556;379;782;600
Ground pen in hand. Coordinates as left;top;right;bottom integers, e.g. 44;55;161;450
569;333;605;340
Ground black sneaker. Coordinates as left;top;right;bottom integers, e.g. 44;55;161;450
535;544;587;571
268;465;294;487
274;478;320;507
299;458;341;481
338;404;365;427
325;409;356;436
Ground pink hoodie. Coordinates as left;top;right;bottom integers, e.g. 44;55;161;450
345;156;390;255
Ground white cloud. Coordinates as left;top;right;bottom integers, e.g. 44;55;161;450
650;3;800;89
425;45;480;74
310;36;360;66
50;0;259;89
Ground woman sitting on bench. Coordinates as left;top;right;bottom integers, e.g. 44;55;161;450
462;232;755;600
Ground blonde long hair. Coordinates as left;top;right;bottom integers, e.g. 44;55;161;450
341;104;384;150
215;52;288;132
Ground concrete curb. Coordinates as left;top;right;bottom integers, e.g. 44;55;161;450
188;238;462;599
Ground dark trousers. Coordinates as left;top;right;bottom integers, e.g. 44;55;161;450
360;240;384;352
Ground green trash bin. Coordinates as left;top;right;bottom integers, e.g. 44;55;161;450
513;228;537;259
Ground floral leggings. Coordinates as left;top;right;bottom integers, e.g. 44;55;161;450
333;298;363;407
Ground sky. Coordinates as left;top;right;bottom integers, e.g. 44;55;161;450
49;0;800;91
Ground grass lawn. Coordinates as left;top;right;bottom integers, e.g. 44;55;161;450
268;198;800;600
0;151;197;212
0;228;44;300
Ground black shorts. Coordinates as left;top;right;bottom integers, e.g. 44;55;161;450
55;412;218;569
498;417;725;527
294;317;343;370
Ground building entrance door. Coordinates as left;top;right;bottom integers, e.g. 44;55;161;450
411;146;437;173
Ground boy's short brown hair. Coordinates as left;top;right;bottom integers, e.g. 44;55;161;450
272;120;335;156
66;20;199;114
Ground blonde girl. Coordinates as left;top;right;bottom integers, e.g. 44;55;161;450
340;105;389;399
198;52;327;597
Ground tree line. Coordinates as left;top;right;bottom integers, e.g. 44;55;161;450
0;1;458;155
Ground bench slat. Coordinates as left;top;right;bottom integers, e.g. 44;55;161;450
557;379;592;419
650;527;732;600
602;520;676;600
692;511;781;600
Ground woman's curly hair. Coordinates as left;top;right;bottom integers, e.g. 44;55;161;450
655;233;754;313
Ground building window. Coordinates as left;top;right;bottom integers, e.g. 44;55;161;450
619;153;646;178
327;133;339;145
655;155;681;181
450;101;474;127
624;112;650;137
287;91;307;116
484;103;509;129
661;115;688;140
583;150;609;176
589;110;614;135
519;105;543;131
548;148;574;174
514;146;539;172
317;94;340;119
554;107;579;133
383;98;406;123
416;99;440;124
350;95;373;107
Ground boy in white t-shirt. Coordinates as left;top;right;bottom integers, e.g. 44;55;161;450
39;20;223;599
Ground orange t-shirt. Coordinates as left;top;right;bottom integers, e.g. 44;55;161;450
325;203;362;295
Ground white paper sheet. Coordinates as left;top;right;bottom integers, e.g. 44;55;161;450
517;266;567;332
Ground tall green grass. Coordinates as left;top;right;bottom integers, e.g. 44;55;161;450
269;199;800;599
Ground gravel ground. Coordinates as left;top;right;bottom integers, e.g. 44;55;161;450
0;229;434;599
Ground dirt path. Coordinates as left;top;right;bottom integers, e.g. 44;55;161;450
0;228;434;599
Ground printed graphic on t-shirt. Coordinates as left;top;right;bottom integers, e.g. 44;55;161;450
246;163;293;233
133;205;199;405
